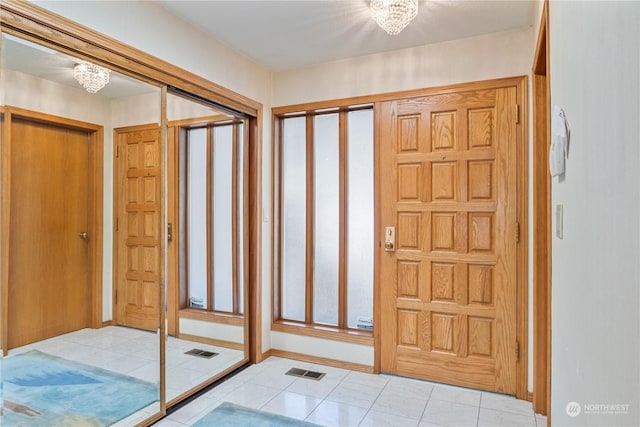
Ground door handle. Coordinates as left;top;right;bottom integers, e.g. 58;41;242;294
384;226;395;252
79;231;88;239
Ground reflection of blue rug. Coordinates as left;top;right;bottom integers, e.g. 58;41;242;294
193;402;322;427
2;350;158;426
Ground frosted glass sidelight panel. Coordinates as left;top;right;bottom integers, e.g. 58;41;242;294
313;113;340;326
213;125;234;313
281;117;307;321
237;123;245;314
187;128;208;309
347;109;374;329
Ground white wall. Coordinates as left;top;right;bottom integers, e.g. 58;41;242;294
549;2;640;425
272;27;537;369
1;69;111;123
273;27;534;106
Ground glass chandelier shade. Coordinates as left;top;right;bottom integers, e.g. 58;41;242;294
371;0;419;36
73;61;110;93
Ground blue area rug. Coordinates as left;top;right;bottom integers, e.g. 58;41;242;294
193;402;322;427
2;350;158;426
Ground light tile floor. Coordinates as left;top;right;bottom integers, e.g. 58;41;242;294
156;356;548;427
6;326;244;425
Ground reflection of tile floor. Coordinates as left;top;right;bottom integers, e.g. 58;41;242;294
156;356;548;427
6;326;245;425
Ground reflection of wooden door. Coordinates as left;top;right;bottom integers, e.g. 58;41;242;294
8;118;90;348
380;86;517;394
115;125;161;331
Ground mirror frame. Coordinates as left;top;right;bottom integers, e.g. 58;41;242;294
1;0;263;421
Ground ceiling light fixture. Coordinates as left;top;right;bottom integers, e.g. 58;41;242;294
73;61;110;93
371;0;418;36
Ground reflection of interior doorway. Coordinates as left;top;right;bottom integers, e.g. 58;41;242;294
167;115;247;346
1;107;103;352
113;124;162;331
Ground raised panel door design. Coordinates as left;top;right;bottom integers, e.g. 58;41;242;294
398;163;423;201
468;108;494;149
468;264;494;305
431;263;455;302
431;212;456;251
431;312;455;353
397;309;420;347
399;115;420;152
432;111;456;151
397;212;422;250
431;162;457;201
398;260;420;299
116;126;161;331
468;160;494;201
380;86;517;394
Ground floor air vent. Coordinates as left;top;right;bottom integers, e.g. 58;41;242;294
285;367;326;381
184;349;219;359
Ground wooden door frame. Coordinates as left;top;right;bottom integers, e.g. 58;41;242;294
532;0;551;417
372;76;529;400
1;106;104;354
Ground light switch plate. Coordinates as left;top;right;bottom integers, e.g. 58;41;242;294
556;204;563;239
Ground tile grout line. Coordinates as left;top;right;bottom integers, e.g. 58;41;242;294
417;382;435;425
476;392;483;427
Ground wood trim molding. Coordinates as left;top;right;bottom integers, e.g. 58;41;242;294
1;109;9;356
248;111;264;364
259;349;273;363
272;76;529;114
179;309;244;326
272;321;374;346
167;114;233;128
177;333;245;351
515;76;530;402
269;349;374;373
532;0;551;418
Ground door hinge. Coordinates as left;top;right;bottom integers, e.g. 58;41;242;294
515;221;520;243
115;217;119;233
115;290;117;305
515;104;520;124
515;339;520;361
167;223;173;242
115;143;119;158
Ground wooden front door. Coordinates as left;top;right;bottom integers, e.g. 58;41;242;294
379;86;518;394
114;125;161;331
8;117;91;348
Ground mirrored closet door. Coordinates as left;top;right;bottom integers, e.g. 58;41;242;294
1;32;163;426
164;91;250;405
1;3;260;424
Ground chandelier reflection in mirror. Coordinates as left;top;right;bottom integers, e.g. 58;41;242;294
73;61;111;93
371;0;418;36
